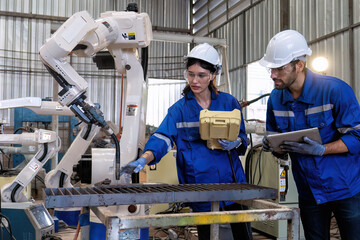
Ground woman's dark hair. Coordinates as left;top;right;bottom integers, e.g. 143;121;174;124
182;58;219;96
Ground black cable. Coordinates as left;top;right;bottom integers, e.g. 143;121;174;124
35;175;45;185
0;213;16;240
249;133;254;149
83;124;92;140
141;46;149;80
244;144;262;183
284;165;289;196
13;127;24;134
0;148;11;161
10;184;20;202
226;151;237;183
256;149;263;185
111;133;121;180
240;93;270;108
38;143;48;162
59;172;65;188
252;148;263;185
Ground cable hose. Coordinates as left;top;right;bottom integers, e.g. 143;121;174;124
226;151;237;183
111;133;121;180
83;123;92;140
38;143;48;162
59;172;65;188
244;144;262;183
10;184;20;203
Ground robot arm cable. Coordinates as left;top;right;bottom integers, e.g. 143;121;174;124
110;133;121;180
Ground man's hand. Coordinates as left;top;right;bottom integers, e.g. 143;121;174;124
262;136;273;152
218;138;242;151
280;137;325;156
120;157;147;176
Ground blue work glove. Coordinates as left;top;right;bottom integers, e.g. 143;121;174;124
120;157;147;176
218;138;242;151
280;137;326;156
262;136;273;152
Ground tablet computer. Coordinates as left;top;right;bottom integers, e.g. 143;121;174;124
266;127;322;153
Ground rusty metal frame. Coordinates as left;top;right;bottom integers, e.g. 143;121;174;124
89;199;300;240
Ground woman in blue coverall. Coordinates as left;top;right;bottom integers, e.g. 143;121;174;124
121;43;253;240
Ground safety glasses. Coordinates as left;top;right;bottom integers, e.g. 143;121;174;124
184;70;212;81
267;63;292;75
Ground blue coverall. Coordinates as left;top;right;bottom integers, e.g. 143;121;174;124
144;90;248;212
266;69;360;239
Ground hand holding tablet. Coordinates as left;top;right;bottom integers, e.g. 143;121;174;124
266;128;322;154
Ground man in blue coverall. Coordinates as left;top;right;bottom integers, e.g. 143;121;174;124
260;30;360;240
120;43;253;239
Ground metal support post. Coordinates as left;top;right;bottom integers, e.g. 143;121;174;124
288;207;300;240
210;201;220;240
81;207;90;240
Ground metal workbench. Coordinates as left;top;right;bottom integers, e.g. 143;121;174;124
43;183;300;240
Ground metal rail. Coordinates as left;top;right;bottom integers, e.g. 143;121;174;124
43;183;277;208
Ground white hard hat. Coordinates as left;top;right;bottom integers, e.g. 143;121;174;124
259;30;312;68
185;43;221;70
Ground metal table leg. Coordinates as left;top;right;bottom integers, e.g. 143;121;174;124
81;207;90;240
210;201;220;240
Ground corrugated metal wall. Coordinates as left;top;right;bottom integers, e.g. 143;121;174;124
3;0;359;127
0;0;190;127
193;0;360;103
147;79;187;127
203;0;281;101
289;0;351;85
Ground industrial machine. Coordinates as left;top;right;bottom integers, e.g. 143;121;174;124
39;10;152;189
0;129;58;239
1;202;54;240
0;97;78;170
244;146;305;239
0;97;76;240
0;129;58;203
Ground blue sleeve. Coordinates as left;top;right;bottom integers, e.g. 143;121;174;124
332;83;360;154
266;94;278;133
144;111;177;164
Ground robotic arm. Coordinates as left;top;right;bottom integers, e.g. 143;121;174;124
39;11;151;128
0;97;74;116
1;129;57;202
39;10;152;187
